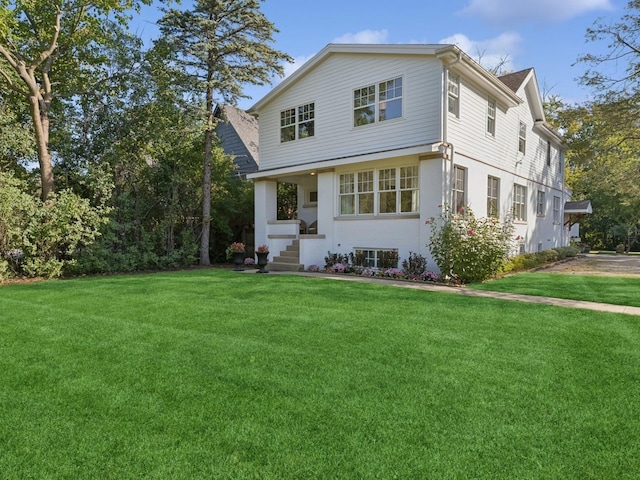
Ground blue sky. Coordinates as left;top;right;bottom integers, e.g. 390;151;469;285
133;0;625;110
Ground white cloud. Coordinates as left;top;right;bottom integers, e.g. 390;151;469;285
332;29;389;44
439;32;522;73
459;0;613;24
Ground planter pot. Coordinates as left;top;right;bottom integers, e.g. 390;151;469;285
256;251;269;273
232;251;245;271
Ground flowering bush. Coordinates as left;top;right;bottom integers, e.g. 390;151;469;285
383;268;403;278
332;263;346;273
427;204;514;284
402;252;428;278
421;270;440;282
307;264;320;272
257;244;269;253
360;268;376;277
244;257;255;266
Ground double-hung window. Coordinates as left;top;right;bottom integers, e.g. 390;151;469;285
487;98;496;136
353;77;403;127
339;166;418;216
553;196;561;223
518;121;527;154
452;166;466;212
339;171;373;215
280;102;315;142
448;74;460;117
537;191;546;216
513;184;527;221
487;176;500;217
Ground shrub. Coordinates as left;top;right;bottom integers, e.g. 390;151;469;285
402;252;428;278
427;204;514;284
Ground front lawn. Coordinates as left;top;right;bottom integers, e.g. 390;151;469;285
472;272;640;307
1;270;638;479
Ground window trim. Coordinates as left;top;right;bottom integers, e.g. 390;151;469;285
553;195;561;224
338;165;419;216
487;175;500;217
518;121;527;154
487;98;496;136
513;183;527;222
354;248;399;269
536;190;546;217
280;102;315;143
452;165;466;213
353;76;403;127
448;73;460;117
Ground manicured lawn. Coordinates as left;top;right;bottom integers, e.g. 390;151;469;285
472;272;640;307
1;269;639;479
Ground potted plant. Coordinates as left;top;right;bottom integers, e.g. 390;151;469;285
227;242;246;271
255;244;269;273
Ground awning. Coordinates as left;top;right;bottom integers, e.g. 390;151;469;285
564;200;592;227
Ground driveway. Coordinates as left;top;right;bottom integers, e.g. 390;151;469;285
540;253;640;276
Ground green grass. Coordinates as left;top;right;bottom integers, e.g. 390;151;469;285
1;270;639;479
472;272;640;307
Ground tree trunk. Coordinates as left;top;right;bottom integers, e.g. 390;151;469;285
28;90;54;200
199;127;213;266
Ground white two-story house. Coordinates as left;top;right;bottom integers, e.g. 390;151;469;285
247;43;569;271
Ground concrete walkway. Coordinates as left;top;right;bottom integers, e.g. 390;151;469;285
262;270;640;317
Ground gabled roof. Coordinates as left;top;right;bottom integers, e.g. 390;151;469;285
214;104;259;175
500;68;563;145
564;200;593;214
499;69;533;93
250;43;522;113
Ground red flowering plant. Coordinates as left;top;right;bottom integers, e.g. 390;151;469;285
427;204;514;284
226;242;246;260
256;244;269;253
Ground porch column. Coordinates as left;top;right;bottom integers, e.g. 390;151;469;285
254;179;278;246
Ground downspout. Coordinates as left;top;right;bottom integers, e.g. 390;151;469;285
442;52;461;207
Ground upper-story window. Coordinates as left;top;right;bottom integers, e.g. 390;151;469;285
546;140;552;166
448;74;460;117
353;77;403;127
487;98;496;136
518;121;527;154
280;102;315;143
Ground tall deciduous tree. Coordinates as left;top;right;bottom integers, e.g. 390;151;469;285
156;0;292;265
0;0;152;199
572;1;640;251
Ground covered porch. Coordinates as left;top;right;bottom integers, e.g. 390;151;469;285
251;168;331;271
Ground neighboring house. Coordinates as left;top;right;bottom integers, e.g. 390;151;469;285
214;104;259;177
247;43;572;271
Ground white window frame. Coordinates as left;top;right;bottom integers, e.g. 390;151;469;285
338;166;418;216
448;74;460;117
518;121;527;154
487;175;500;217
487;98;496;136
553;196;561;224
280;102;314;143
537;190;546;216
354;248;399;269
452;166;466;212
513;184;527;221
353;76;403;127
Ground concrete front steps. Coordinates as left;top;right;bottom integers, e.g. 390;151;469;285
268;240;304;272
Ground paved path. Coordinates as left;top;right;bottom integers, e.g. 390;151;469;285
266;269;640;317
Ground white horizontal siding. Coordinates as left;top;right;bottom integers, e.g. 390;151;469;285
257;53;443;171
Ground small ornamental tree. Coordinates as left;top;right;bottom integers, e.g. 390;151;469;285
427;204;514;284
